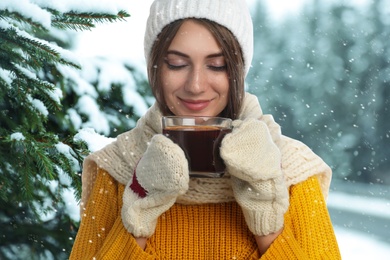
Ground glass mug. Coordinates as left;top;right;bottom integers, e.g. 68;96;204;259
162;116;232;178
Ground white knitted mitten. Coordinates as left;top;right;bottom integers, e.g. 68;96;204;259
121;134;189;238
220;118;289;236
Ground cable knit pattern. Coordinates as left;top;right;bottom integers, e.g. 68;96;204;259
80;92;332;213
279;136;332;198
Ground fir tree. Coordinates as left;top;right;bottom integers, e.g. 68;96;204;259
0;1;151;259
248;0;390;184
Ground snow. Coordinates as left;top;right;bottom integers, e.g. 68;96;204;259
0;68;13;86
67;108;83;130
0;17;81;69
0;0;52;29
62;187;80;221
74;128;115;153
47;87;63;105
336;226;390;258
40;175;80;222
0;0;127;30
57;64;98;97
328;191;390;219
71;0;390;258
74;0;154;68
95;59;135;92
328;191;390;259
10;132;25;141
3;0;388;258
15;64;37;80
56;142;79;169
123;86;149;116
28;94;49;116
76;95;111;135
31;0;128;14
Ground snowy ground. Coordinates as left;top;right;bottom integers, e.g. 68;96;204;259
335;226;390;259
329;191;390;259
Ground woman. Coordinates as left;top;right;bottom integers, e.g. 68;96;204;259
70;0;341;259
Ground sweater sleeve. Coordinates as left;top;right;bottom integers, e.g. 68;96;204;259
69;168;155;260
260;176;341;259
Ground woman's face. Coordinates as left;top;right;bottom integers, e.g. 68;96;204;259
161;20;229;117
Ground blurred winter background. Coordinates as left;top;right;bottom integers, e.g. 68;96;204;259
1;0;389;259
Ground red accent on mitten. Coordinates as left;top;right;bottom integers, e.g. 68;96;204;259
129;170;147;198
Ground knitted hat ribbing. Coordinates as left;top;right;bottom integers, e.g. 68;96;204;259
144;0;253;75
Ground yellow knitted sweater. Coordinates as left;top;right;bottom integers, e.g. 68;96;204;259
70;168;341;259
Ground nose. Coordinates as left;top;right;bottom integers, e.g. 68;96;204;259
185;67;206;94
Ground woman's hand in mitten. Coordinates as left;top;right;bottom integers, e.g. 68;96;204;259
121;134;189;238
220;118;289;236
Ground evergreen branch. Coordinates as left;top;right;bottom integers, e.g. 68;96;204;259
52;18;95;31
58;58;81;70
0;85;33;132
117;10;131;20
12;63;56;92
46;8;93;31
35;148;56;181
0;10;48;32
1;26;61;70
65;10;130;23
0;28;31;69
8;139;37;202
61;137;88;201
1;26;80;71
10;133;55;182
51;10;130;31
42;92;63;112
6;88;48;134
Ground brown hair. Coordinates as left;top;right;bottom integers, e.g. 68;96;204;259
147;18;245;119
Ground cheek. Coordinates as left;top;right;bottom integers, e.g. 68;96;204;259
219;78;230;108
161;69;183;91
161;79;180;110
215;76;230;96
161;71;174;94
220;93;229;111
162;82;173;104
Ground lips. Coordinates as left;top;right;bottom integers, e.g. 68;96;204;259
180;98;211;111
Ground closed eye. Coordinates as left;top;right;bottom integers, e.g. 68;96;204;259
164;60;187;70
208;65;227;72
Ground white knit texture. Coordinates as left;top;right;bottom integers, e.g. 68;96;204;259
144;0;253;75
231;175;289;235
221;119;282;181
121;134;189;237
221;119;289;235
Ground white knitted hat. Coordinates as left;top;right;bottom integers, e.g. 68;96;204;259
144;0;254;75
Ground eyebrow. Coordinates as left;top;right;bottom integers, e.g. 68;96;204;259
166;50;224;59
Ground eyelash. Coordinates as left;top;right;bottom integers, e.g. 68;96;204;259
209;65;227;72
164;61;227;72
165;62;186;70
